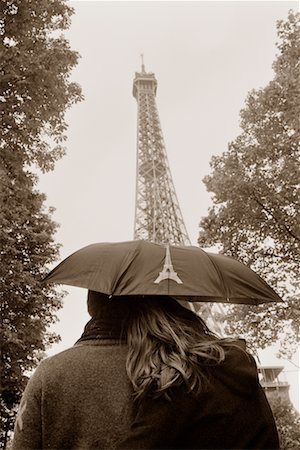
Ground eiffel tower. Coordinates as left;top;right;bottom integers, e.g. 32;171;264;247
132;58;225;334
132;58;190;246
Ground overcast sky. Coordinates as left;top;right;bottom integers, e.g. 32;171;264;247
40;1;299;409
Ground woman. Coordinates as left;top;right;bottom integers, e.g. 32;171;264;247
12;291;279;449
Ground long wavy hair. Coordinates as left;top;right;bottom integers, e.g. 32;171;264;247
124;296;235;400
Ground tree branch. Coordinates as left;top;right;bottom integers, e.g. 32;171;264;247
252;194;300;242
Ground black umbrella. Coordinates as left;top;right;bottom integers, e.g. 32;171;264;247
43;240;282;305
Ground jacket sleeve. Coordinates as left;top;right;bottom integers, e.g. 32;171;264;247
118;387;196;449
12;363;44;450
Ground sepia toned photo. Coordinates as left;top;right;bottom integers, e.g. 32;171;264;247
1;1;299;449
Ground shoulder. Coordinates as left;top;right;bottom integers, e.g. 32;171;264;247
224;343;257;367
26;346;81;384
38;340;128;373
38;346;83;369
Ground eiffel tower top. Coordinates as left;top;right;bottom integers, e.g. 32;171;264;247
133;55;157;98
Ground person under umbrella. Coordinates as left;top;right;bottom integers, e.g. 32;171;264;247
12;291;279;450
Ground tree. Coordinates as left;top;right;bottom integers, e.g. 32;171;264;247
0;161;62;446
268;396;300;450
0;0;82;171
198;11;300;356
0;1;83;447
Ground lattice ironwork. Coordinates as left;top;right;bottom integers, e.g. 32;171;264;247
133;65;190;246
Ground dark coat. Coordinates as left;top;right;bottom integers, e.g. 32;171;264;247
12;318;279;449
119;346;280;450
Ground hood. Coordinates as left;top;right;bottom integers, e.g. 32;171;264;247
211;343;259;396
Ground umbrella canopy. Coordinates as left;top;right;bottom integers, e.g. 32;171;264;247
43;240;282;305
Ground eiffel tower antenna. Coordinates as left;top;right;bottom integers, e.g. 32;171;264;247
140;53;146;73
132;61;190;245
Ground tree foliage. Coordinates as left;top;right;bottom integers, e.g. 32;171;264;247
0;1;83;447
198;11;300;356
0;161;62;446
0;0;82;171
268;396;300;450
